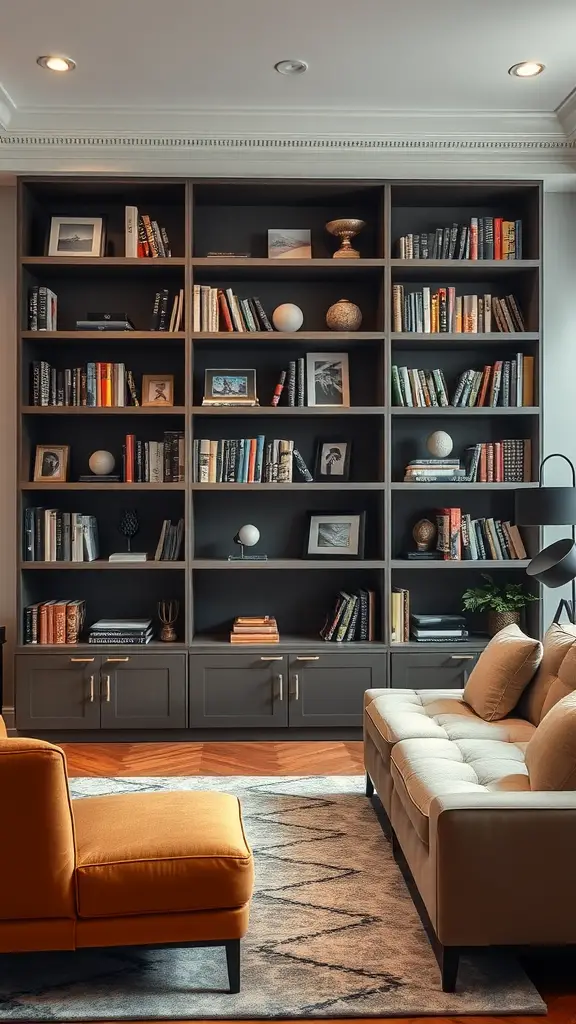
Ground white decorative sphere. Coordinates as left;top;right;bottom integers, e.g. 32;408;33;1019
426;431;453;458
89;450;115;475
238;524;260;547
272;303;304;332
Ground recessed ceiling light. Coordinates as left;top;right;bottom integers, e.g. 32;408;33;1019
508;61;545;78
37;55;76;72
274;59;308;76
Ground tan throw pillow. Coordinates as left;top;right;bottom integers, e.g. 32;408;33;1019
463;624;542;722
526;693;576;791
519;623;576;725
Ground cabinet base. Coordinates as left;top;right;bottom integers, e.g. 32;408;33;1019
15;726;363;743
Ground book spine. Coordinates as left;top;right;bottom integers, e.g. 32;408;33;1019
292;448;313;482
287;361;296;407
271;369;286;407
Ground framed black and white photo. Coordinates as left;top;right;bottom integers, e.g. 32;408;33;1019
48;216;104;257
203;368;258;406
314;440;352;481
305;512;365;559
306;352;350;407
33;445;69;482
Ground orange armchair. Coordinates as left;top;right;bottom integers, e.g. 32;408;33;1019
0;719;254;992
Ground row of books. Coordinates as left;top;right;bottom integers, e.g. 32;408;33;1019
153;518;184;561
123;432;185;483
230;616;279;644
193;286;272;333
193;437;313;483
390;587;410;642
23;600;86;645
272;360;305;407
30;361;140;407
125;208;172;258
396;218;522;261
150;289;184;331
88;618;154;645
435;509;527;561
391;356;535;408
23;509;99;562
320;590;376;642
28;286;58;330
403;440;532;483
392;287;525;334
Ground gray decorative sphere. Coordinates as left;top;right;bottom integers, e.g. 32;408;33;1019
238;524;260;547
426;430;453;458
272;303;303;332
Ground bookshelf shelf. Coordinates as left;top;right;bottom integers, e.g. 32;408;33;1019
391;482;539;491
390;259;539;271
190;481;384;491
21;331;186;342
191;559;386;569
22;257;185;268
22;406;187;415
390;559;530;569
190;634;388;650
20;561;186;570
391;332;539;344
390;406;539;416
192;332;385;342
22;482;186;491
191;406;386;416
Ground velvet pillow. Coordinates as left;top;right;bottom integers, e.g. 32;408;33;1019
518;623;576;725
526;693;576;791
463;623;542;721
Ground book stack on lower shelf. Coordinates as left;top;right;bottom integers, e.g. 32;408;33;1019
88;618;154;645
24;599;86;645
229;616;279;644
321;590;376;643
404;459;467;484
411;614;469;643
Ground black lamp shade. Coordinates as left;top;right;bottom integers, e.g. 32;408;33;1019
526;538;576;589
515;487;576;527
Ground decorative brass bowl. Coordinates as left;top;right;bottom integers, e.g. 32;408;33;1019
326;218;366;259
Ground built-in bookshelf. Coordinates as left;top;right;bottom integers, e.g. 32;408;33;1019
12;178;542;732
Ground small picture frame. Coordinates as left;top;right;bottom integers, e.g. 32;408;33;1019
268;229;312;259
305;512;365;559
142;374;174;407
33;445;70;482
203;369;258;406
306;353;350;407
48;216;104;257
315;440;352;481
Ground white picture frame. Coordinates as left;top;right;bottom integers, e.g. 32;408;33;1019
306;512;365;558
306;352;350;407
48;216;104;257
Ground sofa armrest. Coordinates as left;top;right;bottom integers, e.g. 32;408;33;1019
429;792;576;947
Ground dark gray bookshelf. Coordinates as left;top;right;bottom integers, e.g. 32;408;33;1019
8;176;542;737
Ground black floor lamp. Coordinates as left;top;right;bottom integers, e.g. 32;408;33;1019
515;453;576;625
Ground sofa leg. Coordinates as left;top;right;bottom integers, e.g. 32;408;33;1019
439;946;460;992
225;939;241;993
365;773;374;797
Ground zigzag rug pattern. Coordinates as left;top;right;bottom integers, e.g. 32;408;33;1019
0;777;544;1020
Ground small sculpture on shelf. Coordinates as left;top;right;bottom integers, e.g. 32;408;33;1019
89;450;115;476
326;298;362;331
427;430;453;458
158;600;179;642
229;524;267;561
403;517;439;560
325;218;366;259
272;303;304;332
119;509;140;552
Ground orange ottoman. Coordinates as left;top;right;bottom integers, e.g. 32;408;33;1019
72;790;254;992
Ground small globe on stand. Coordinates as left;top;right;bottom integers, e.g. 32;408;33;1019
119;509;140;552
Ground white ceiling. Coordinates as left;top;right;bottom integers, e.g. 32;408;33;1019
0;0;575;180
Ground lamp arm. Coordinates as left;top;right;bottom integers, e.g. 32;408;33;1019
539;453;576;488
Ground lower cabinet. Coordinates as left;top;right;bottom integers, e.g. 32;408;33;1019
15;653;188;731
287;653;386;727
390;651;481;690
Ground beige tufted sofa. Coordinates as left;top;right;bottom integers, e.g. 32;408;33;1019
364;623;576;991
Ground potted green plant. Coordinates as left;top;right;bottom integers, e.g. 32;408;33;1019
462;574;538;637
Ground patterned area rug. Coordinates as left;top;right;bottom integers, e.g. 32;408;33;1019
0;776;545;1020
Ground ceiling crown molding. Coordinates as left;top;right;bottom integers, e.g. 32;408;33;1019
556;89;576;140
0;82;16;131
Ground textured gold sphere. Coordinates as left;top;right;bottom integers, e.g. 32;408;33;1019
326;298;362;331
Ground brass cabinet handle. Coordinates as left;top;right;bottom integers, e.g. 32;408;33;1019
450;655;474;660
293;673;300;700
105;657;130;663
103;675;111;702
70;657;95;663
89;675;95;703
277;673;284;701
261;656;283;661
296;656;319;661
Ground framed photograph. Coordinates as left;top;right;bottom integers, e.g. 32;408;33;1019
305;512;365;559
315;440;352;481
306;353;350;407
142;375;174;407
203;369;258;406
48;216;104;257
33;445;70;482
268;229;312;259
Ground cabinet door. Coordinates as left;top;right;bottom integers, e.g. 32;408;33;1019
189;654;288;728
15;654;101;731
390;652;480;690
100;654;188;729
288;652;387;727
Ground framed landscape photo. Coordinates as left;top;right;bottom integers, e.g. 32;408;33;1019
48;216;104;257
305;511;365;559
142;374;174;407
203;368;258;406
306;353;350;407
268;229;312;259
315;439;352;481
33;445;69;482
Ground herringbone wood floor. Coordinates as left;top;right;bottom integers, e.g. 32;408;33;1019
61;740;575;1024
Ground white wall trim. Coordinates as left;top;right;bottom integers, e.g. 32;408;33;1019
0;82;16;131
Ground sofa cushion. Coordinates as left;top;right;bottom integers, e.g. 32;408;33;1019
73;791;254;919
463;624;542;721
526;693;576;791
390;736;530;844
519;623;576;725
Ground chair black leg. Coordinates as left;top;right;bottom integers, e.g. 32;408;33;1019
439;945;460;992
365;772;374;797
225;939;241;993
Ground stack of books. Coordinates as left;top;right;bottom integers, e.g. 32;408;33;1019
123;431;185;483
150;289;184;331
410;614;469;643
321;590;376;642
24;599;86;645
435;508;527;560
76;314;135;332
194;286;272;332
28;286;58;330
230;616;279;644
193;437;312;483
392;286;525;334
125;207;172;258
23;509;99;562
396;218;522;260
403;459;467;483
390;587;410;642
88;618;154;645
30;361;140;408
